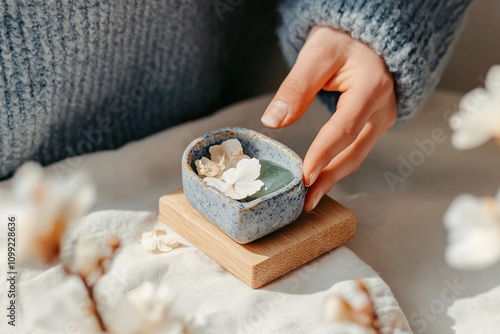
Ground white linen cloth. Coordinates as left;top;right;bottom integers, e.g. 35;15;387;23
448;286;500;334
0;95;411;333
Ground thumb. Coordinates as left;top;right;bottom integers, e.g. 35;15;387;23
261;33;341;128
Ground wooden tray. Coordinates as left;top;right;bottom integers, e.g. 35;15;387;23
159;188;356;288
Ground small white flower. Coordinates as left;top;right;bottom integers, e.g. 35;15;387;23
450;65;500;150
107;282;175;334
75;237;112;279
444;190;500;270
195;139;250;179
225;154;251;170
0;162;95;266
204;158;264;200
209;138;244;164
127;282;173;326
140;229;180;253
195;157;223;179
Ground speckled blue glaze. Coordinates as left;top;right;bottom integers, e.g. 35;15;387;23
182;127;305;244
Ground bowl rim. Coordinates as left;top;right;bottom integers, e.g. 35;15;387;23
182;126;304;211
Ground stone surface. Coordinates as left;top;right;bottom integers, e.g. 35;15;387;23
244;159;295;202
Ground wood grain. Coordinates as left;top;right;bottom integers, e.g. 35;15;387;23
159;188;356;289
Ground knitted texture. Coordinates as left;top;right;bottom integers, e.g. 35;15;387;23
0;0;280;179
0;0;471;179
278;0;473;125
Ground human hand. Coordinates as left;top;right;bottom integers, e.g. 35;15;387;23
261;26;397;211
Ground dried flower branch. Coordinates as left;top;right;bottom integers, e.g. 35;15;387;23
324;279;394;334
6;164;209;333
0;162;95;266
49;235;207;334
356;280;382;333
78;271;108;332
60;235;120;333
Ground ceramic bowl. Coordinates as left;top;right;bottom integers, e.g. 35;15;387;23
182;127;305;243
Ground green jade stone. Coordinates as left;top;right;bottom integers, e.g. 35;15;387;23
243;159;295;202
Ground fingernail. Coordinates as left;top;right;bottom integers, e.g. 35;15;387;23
261;101;288;128
311;191;323;210
306;167;321;187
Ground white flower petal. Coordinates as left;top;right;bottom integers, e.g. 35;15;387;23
141;231;155;239
140;233;158;251
450;65;500;150
457;88;490;115
451;115;496;150
204;158;263;200
75;237;110;278
486;64;500;94
444;195;492;230
232;158;261;183
157;242;174;253
220;167;237;184
204;177;229;193
220;138;243;156
156;234;180;252
209;139;244;166
226;154;250;170
140;230;180;253
445;227;500;270
195;157;222;179
234;180;264;198
444;192;500;270
11;161;45;202
121;282;174;332
158;234;180;247
209;146;227;165
223;187;247;200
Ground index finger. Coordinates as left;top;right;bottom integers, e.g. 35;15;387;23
261;29;344;129
302;87;376;186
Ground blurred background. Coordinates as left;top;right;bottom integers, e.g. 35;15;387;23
439;0;500;92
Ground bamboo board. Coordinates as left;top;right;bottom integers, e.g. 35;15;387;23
159;188;356;288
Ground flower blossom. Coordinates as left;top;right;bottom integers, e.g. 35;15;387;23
209;138;244;163
444;190;500;270
195;157;223;179
450;65;500;150
75;237;115;279
204;158;264;200
107;282;175;334
0;162;95;266
323;280;381;332
140;229;180;253
194;139;250;178
107;282;210;334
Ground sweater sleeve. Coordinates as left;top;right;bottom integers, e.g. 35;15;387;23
277;0;473;125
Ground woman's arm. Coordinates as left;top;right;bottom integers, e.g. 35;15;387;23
265;0;473;209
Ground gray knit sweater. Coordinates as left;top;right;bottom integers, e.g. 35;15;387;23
0;0;472;179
